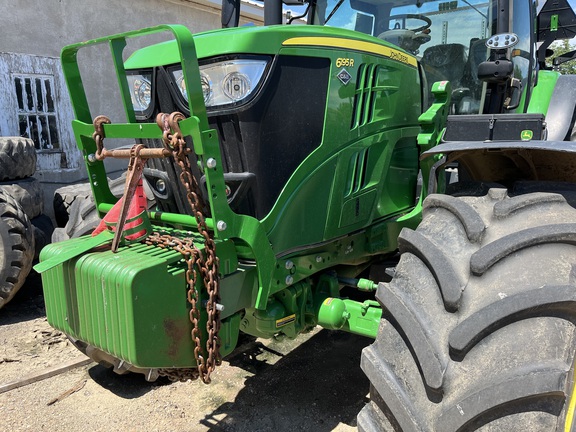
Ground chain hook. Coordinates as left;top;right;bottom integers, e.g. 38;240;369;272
92;115;111;161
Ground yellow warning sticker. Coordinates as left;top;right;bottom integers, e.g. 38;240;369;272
323;297;335;306
276;314;296;328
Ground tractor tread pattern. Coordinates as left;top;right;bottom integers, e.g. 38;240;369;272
377;280;447;390
398;228;463;311
361;345;425;432
358;398;400;432
436;362;568;431
423;194;486;243
493;192;567;218
470;223;576;276
449;284;576;356
357;403;384;432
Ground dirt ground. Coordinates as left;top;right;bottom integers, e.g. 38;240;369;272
0;271;371;432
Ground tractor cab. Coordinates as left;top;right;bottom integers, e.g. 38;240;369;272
311;0;536;115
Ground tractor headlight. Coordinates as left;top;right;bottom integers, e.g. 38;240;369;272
170;58;268;109
174;70;212;104
126;72;153;113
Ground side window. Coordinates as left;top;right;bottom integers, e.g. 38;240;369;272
511;0;533;109
13;74;61;151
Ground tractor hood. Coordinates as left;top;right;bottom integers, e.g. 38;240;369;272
124;24;416;69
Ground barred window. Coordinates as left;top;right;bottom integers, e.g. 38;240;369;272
13;74;60;150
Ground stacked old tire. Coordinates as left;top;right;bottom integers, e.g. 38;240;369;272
52;180;110;242
0;137;54;309
52;175;155;242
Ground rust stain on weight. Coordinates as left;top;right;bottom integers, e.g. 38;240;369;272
163;318;189;358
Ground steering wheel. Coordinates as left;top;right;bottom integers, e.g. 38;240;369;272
387;14;432;33
378;14;432;54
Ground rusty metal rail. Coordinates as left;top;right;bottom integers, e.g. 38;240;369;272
0;358;93;395
96;147;173;159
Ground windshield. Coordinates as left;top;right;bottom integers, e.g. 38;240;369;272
314;0;492;45
312;0;534;114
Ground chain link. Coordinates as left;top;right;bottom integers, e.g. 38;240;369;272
149;112;221;384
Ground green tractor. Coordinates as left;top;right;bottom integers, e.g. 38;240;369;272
37;0;576;429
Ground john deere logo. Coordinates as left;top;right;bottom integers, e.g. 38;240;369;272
521;130;533;141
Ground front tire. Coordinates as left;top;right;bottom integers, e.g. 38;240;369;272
359;189;576;431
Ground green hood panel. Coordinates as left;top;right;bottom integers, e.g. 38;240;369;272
124;24;415;69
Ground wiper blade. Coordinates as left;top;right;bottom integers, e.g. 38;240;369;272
326;0;345;24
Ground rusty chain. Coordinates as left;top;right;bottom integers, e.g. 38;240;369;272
92;115;111;161
91;112;221;383
147;112;221;384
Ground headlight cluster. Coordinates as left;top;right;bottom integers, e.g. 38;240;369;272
171;59;268;108
126;72;152;112
126;58;268;115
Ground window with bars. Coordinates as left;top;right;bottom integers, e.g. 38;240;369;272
13;74;60;150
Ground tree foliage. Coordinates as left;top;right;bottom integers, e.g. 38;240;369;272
548;39;576;74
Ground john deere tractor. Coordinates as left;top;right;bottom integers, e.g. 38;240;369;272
38;0;576;429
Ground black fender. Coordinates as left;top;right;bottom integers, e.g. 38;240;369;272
546;74;576;141
421;140;576;192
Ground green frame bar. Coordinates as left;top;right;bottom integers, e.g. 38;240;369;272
61;25;277;309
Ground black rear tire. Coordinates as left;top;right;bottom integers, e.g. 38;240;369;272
359;189;576;431
0;190;34;309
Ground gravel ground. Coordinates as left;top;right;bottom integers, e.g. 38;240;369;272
0;272;371;432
